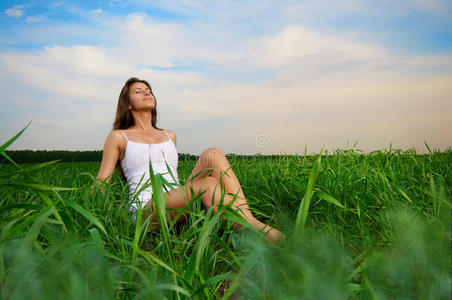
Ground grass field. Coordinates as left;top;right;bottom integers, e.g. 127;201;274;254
0;129;450;299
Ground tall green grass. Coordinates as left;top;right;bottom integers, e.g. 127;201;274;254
0;124;450;299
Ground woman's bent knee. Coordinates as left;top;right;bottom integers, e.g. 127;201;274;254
200;147;224;166
202;147;222;155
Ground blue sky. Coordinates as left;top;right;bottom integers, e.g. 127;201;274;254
1;0;451;154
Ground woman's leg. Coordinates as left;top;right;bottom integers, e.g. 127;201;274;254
186;147;279;229
187;148;283;242
145;175;283;243
187;147;246;204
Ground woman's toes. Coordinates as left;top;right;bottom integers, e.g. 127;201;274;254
266;228;284;243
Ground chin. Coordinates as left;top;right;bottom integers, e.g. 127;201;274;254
144;103;155;110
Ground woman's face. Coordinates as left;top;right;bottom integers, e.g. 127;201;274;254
128;82;155;111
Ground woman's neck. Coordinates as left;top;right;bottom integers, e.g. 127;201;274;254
131;111;154;131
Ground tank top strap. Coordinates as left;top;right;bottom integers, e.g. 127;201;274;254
120;130;129;142
163;129;170;139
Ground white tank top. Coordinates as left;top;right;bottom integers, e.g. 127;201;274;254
120;129;180;211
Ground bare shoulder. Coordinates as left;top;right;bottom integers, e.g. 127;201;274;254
104;130;126;148
108;130;125;142
165;129;177;145
166;129;176;137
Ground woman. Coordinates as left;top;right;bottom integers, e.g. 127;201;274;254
96;77;283;243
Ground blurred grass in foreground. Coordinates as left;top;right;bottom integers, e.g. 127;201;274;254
0;125;450;299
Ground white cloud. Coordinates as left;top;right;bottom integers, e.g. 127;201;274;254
26;15;48;23
245;26;387;67
0;46;133;105
109;14;389;71
112;14;188;68
90;9;103;15
5;5;25;17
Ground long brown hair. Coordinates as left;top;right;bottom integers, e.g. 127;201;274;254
113;77;162;181
113;77;160;130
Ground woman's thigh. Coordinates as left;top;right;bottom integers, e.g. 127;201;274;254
150;177;218;221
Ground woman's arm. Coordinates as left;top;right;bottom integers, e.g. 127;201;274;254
96;130;122;183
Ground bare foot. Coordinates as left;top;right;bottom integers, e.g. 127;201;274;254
248;217;284;243
263;227;284;243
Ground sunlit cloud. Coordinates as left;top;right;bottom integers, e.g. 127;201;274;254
26;15;48;23
90;9;103;15
5;5;25;18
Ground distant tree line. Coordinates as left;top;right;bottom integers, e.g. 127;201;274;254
1;150;309;164
1;150;201;164
1;150;104;163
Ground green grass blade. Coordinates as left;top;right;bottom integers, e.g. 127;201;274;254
153;174;174;261
148;157;175;270
36;191;68;234
23;207;55;248
0;151;22;169
186;207;221;282
221;242;265;300
0;182;78;191
139;249;179;276
210;235;243;268
396;187;413;203
0;160;61;178
192;273;234;297
64;198;107;235
0;219;21;244
131;203;143;265
294;146;325;236
154;284;192;297
147;155;182;299
0;204;44;215
315;189;344;208
88;228;102;247
0;121;31;153
424;141;432;154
